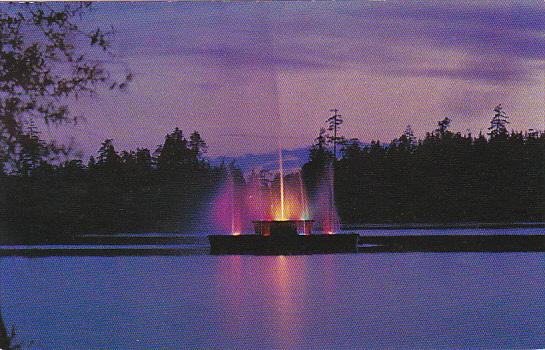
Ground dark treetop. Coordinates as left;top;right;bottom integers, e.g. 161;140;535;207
1;106;544;242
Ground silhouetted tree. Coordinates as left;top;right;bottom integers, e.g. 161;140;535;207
0;126;228;239
120;150;136;167
96;139;120;168
488;104;509;138
87;156;97;169
10;121;52;176
189;131;208;164
1;112;544;240
400;125;416;150
306;113;544;224
326;109;344;159
157;128;192;171
309;128;332;164
436;117;452;138
302;128;334;200
0;3;130;164
340;138;363;161
135;148;153;171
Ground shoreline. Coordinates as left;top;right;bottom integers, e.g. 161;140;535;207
1;223;543;251
1;233;544;256
342;222;545;230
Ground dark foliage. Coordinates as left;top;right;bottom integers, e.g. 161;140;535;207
0;3;130;177
1;128;226;242
316;116;545;224
1;110;543;242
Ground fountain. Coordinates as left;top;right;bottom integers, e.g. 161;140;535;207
208;149;358;254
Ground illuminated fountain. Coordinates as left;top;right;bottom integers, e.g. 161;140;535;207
209;148;358;254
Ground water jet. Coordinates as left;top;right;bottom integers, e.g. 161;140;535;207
208;146;358;255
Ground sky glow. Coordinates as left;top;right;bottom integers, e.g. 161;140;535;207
38;1;545;157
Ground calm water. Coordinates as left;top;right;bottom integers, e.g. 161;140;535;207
1;232;545;349
353;227;545;236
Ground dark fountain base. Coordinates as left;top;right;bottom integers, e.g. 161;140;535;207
208;220;358;255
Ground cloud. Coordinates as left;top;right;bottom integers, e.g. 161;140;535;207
105;1;545;84
332;1;545;83
47;2;545;157
179;46;336;71
385;56;529;85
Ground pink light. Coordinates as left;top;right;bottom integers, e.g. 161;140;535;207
211;162;340;234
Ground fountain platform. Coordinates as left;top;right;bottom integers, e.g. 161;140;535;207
208;220;358;255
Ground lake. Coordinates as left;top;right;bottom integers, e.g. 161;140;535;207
1;229;544;349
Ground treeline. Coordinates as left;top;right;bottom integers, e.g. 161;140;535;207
0;128;228;242
1;107;544;241
303;108;545;224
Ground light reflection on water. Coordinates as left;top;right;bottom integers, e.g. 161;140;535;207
272;255;305;349
215;255;309;349
0;245;544;349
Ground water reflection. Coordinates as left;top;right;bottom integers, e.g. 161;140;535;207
322;254;337;297
0;306;9;350
271;255;305;349
0;258;12;350
217;255;242;333
216;255;309;349
0;303;22;350
1;253;544;349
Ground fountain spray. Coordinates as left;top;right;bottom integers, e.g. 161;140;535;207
278;147;285;220
298;172;309;220
229;168;240;235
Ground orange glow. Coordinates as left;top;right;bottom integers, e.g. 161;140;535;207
279;149;285;220
232;231;240;236
271;175;310;221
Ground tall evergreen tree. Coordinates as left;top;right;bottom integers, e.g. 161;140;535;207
309;128;332;164
326;109;344;159
189;131;208;161
157;128;192;171
401;125;416;149
96;139;119;167
488;104;509;138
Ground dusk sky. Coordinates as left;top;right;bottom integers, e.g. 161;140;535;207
45;1;545;158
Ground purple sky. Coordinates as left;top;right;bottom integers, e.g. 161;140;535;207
43;1;545;158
